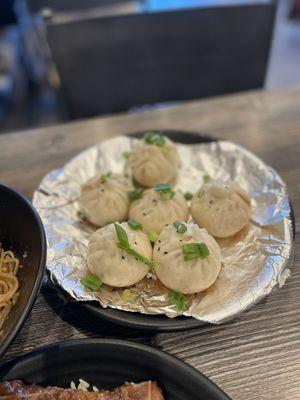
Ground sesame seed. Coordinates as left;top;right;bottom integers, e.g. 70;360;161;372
122;256;125;260
164;251;168;255
158;247;160;251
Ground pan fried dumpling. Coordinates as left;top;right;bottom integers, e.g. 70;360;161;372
129;185;189;235
129;132;181;187
88;222;152;287
79;172;133;227
153;222;221;294
191;181;252;238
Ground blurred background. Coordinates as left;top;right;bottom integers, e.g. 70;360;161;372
0;0;299;134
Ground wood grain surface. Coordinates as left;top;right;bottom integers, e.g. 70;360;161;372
0;88;299;400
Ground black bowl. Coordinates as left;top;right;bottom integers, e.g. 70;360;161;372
0;184;47;358
0;338;231;400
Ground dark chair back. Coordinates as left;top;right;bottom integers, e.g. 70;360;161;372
46;3;276;119
27;0;126;12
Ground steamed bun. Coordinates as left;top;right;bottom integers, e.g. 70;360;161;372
88;222;152;287
129;133;181;187
153;222;221;294
191;181;252;238
79;173;133;227
129;186;189;234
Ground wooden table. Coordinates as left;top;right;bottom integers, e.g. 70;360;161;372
0;88;300;400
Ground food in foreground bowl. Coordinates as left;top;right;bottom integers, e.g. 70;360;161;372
129;132;181;187
0;380;164;399
0;244;20;330
79;172;133;227
129;184;189;235
153;222;222;294
87;222;153;287
191;181;252;238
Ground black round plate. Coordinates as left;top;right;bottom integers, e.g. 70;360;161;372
49;130;214;332
0;338;231;400
0;184;47;358
48;130;295;332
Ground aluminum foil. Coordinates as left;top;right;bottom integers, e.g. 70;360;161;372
33;136;293;324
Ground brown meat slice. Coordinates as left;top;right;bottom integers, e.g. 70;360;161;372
0;380;164;400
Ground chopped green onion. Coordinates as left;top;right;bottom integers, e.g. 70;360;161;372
122;151;131;159
173;221;187;234
81;274;102;292
169;291;186;311
122;288;132;300
161;191;175;200
154;183;175;201
128;188;144;202
114;223;154;267
114;223;129;247
155;136;166;147
154;183;171;190
132;177;142;188
184;192;193;201
182;242;210;261
144;132;157;143
128;219;142;230
101;171;112;183
77;211;85;221
203;174;212;184
144;132;166;147
198;188;205;198
148;230;158;243
117;242;154;267
135;293;142;303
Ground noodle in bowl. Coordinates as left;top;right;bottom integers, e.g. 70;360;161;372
0;244;20;330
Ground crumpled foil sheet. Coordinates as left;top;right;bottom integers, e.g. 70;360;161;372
33;136;293;324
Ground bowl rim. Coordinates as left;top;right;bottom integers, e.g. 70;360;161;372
0;184;47;358
0;338;231;400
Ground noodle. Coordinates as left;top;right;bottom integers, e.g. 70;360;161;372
0;243;20;330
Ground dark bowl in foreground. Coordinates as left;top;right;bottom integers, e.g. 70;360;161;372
0;184;46;358
0;338;231;400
